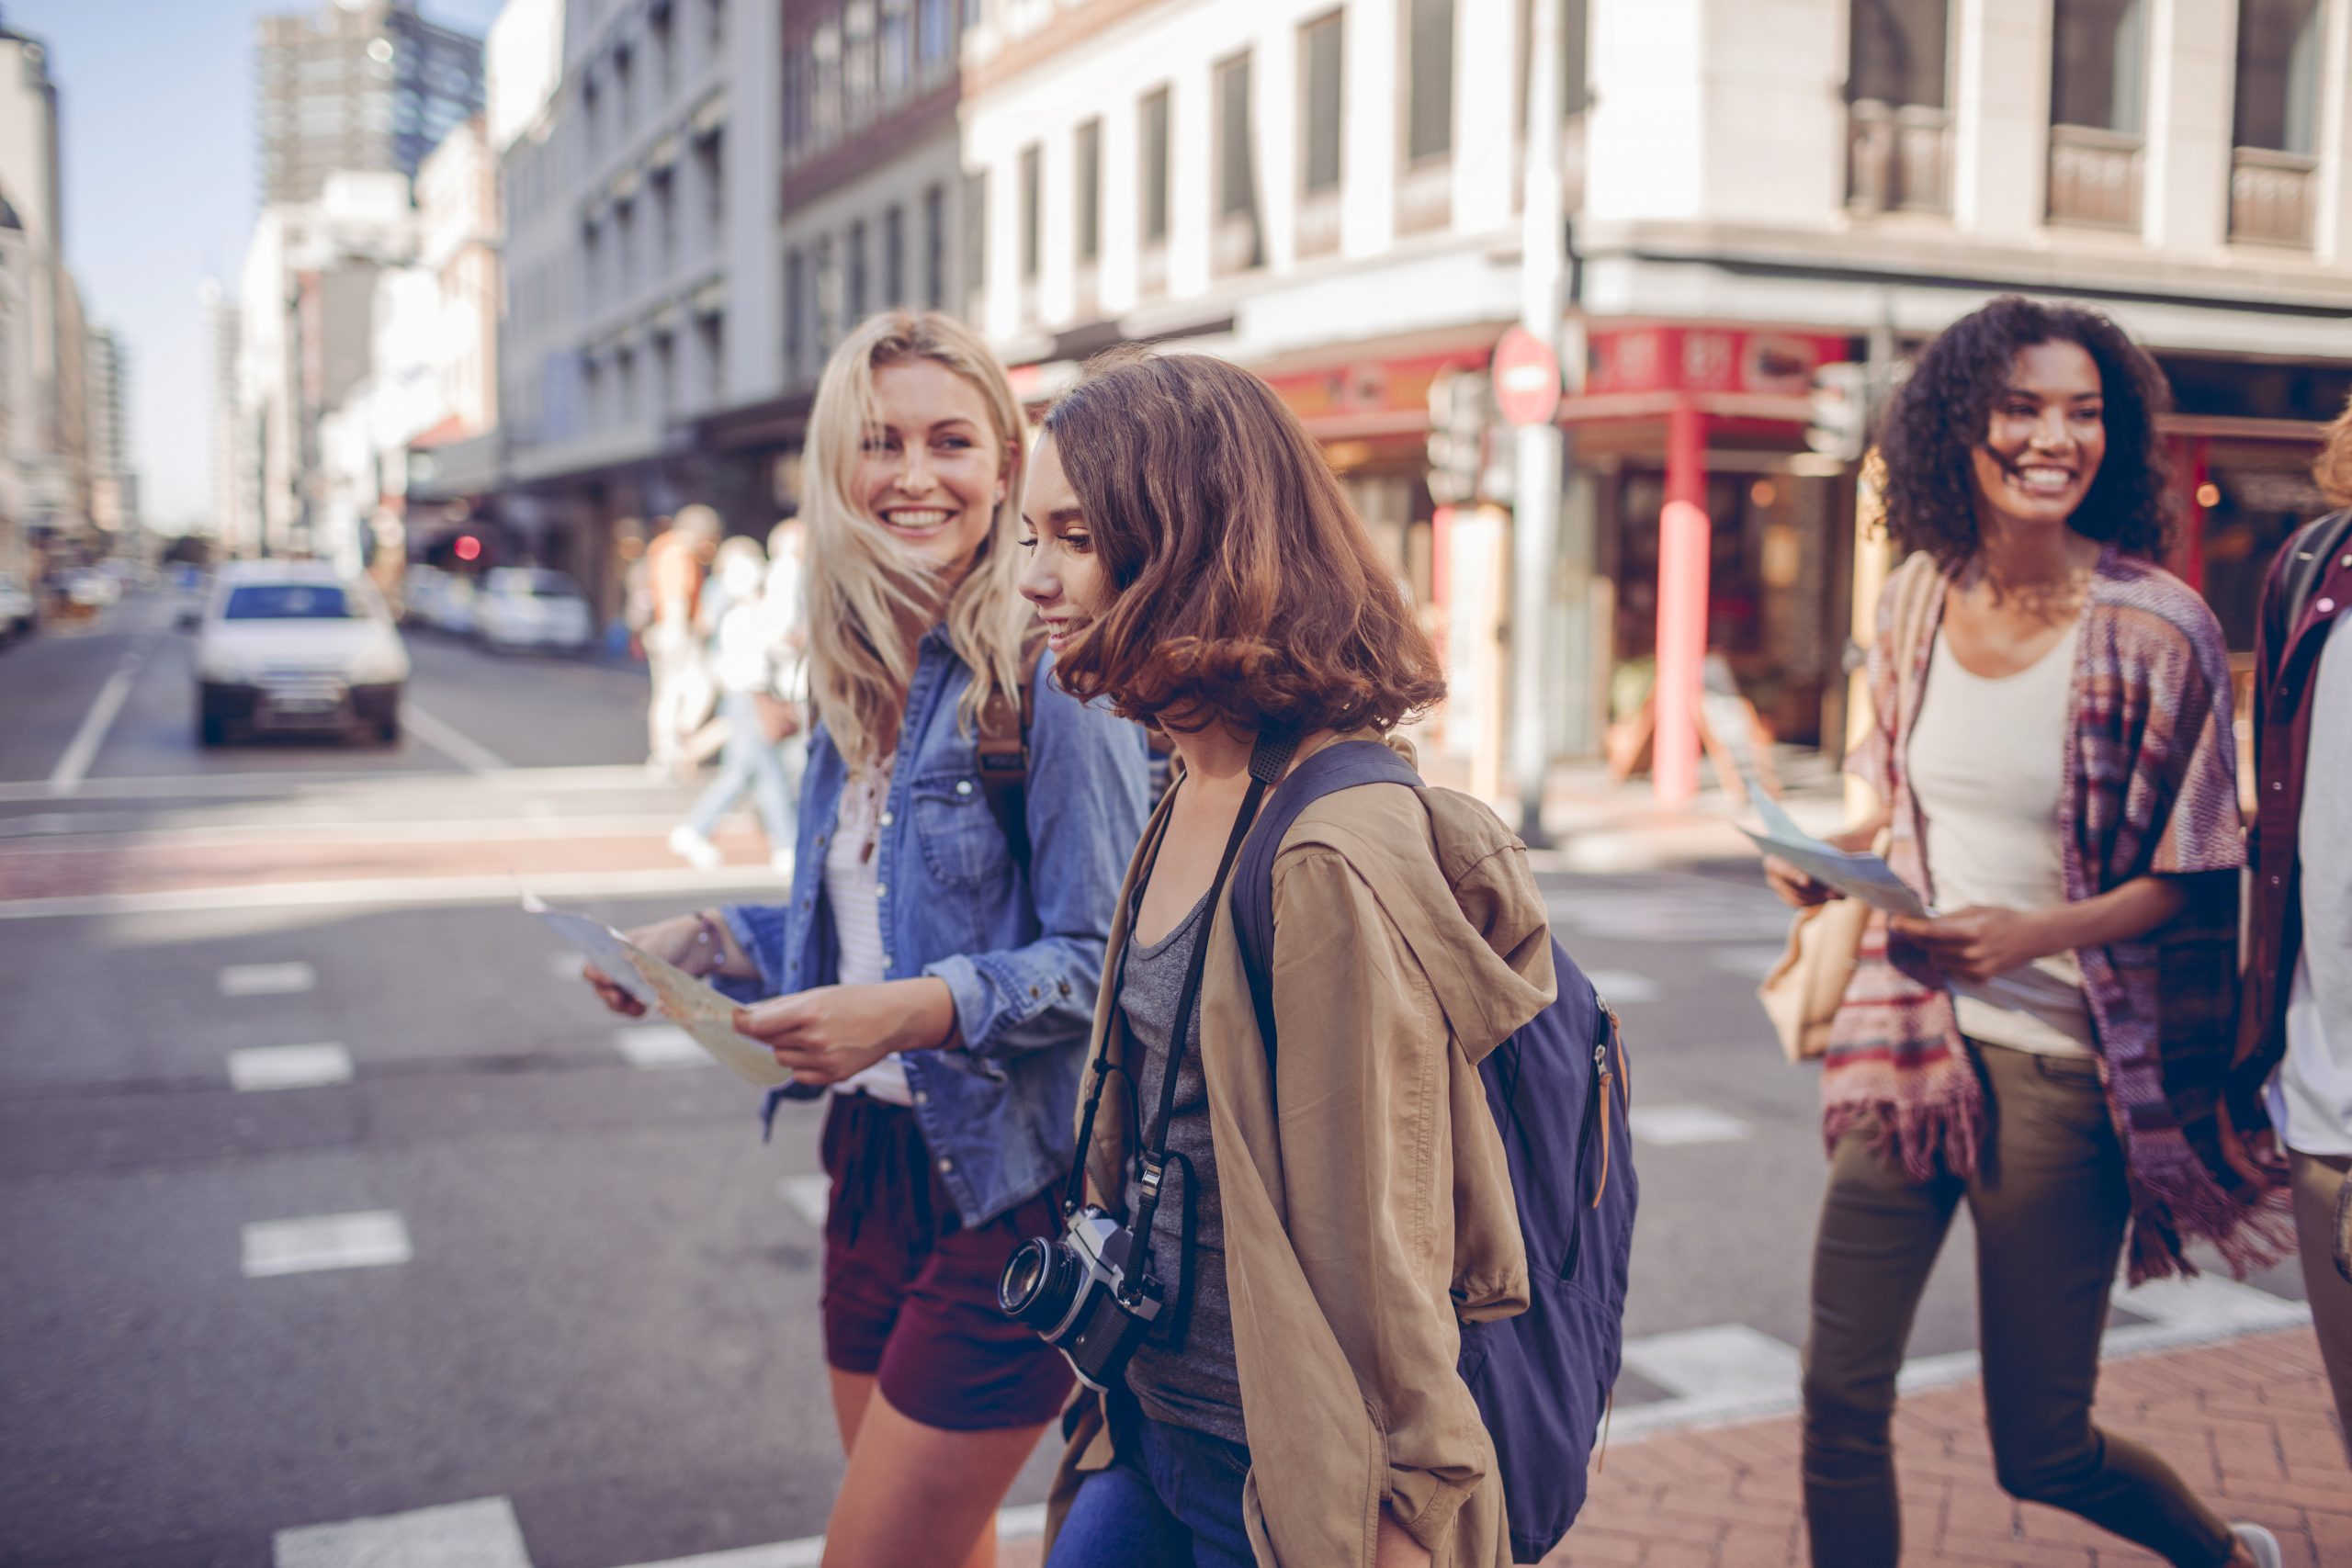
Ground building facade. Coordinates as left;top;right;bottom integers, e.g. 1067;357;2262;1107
84;323;137;536
0;17;92;568
257;0;488;207
958;0;2352;774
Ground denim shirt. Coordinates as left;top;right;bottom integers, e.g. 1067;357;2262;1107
724;629;1150;1226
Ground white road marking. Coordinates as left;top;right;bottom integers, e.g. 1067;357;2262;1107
275;1495;531;1568
0;761;682;805
229;1043;354;1091
1622;1324;1803;1402
219;962;317;997
777;1175;830;1231
1712;943;1792;979
47;649;143;797
1628;1103;1754;1146
610;1504;1047;1568
242;1211;413;1278
551;952;592;983
2110;1271;2312;1337
0;864;786;921
1583;968;1661;1004
614;1024;708;1068
403;704;508;773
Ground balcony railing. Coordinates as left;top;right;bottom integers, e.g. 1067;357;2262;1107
1212;209;1262;277
2230;146;2318;247
1396;157;1452;236
1136;241;1168;299
2047;124;2143;231
1846;100;1951;215
1296;187;1340;260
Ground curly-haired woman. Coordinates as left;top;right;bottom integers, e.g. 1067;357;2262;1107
1764;297;2290;1568
1018;350;1548;1568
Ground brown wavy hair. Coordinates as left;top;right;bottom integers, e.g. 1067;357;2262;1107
2316;389;2352;509
1042;348;1444;735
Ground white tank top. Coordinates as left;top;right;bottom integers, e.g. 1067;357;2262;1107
825;764;914;1105
1907;622;2096;1057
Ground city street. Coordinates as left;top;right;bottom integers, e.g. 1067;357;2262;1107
0;590;2319;1568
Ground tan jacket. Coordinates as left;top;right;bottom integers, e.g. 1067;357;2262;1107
1045;738;1555;1568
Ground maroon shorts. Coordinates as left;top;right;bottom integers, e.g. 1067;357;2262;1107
819;1092;1074;1432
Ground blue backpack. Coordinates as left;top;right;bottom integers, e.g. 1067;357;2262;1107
1229;741;1637;1564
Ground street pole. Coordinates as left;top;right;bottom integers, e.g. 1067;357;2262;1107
1510;0;1565;849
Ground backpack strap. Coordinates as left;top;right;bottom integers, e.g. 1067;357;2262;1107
976;634;1046;869
1229;740;1425;1064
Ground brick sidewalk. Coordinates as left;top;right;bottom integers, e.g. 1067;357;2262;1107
1003;1327;2348;1567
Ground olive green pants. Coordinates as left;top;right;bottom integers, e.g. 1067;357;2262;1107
1801;1043;2236;1568
2288;1146;2352;1464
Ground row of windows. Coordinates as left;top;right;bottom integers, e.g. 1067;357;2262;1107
580;134;728;313
782;186;951;377
577;0;726;159
781;0;965;164
577;311;728;431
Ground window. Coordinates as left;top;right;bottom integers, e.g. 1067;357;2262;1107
884;204;905;304
1213;51;1262;272
919;0;953;69
1138;86;1171;244
813;25;842;142
2050;0;2145;134
1019;144;1042;281
1299;12;1343;194
963;168;988;312
1404;0;1453;163
1075;118;1102;264
849;219;869;321
923;183;946;307
845;2;876;126
815;233;838;350
2233;0;2322;154
785;247;806;374
1846;0;1947;107
880;0;911;100
783;41;808;155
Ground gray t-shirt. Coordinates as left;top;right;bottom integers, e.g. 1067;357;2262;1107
1118;888;1247;1445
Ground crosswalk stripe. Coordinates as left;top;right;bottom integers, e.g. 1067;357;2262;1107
1583;968;1660;1004
229;1043;354;1092
614;1024;708;1069
276;1495;530;1568
1628;1103;1753;1146
219;962;317;997
243;1212;413;1278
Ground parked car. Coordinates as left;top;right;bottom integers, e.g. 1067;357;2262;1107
476;568;595;654
188;561;409;746
0;571;35;643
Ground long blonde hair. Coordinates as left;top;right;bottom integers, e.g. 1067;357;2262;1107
801;310;1033;769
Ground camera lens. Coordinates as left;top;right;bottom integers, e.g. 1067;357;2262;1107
998;1236;1072;1326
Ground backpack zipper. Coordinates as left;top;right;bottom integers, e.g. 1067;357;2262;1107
1561;992;1616;1281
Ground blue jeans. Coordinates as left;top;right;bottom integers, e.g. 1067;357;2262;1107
1049;1416;1254;1568
688;691;802;849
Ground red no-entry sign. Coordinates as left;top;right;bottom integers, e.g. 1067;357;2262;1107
1491;325;1563;427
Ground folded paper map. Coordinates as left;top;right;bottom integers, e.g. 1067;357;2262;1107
527;893;793;1089
1735;784;1931;920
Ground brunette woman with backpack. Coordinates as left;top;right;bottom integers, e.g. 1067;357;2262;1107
1012;350;1572;1568
583;311;1150;1568
1764;297;2290;1568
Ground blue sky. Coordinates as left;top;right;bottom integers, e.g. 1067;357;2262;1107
9;0;505;531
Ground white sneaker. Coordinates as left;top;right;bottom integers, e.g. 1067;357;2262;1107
2231;1523;2283;1568
668;825;722;870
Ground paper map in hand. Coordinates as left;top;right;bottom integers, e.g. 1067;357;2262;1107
527;893;793;1089
1735;783;1931;920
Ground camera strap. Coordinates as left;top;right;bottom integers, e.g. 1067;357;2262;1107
1062;730;1299;1297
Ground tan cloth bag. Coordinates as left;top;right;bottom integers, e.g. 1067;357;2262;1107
1759;894;1871;1062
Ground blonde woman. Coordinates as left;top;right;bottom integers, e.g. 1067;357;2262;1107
585;312;1151;1566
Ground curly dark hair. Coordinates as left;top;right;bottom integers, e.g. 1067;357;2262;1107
1877;295;2176;569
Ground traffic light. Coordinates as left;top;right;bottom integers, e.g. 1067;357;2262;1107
1806;362;1870;463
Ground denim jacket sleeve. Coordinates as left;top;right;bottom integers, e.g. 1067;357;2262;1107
922;660;1150;1059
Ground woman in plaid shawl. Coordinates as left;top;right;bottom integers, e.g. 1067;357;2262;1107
1766;299;2291;1568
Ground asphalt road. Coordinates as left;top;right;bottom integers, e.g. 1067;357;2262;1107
0;592;2314;1568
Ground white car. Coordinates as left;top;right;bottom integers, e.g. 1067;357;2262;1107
189;562;410;746
476;568;595;654
0;570;35;643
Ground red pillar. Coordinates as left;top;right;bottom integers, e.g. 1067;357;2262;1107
1654;400;1711;806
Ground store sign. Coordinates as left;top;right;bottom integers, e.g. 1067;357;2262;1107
1265;351;1486;424
1584;327;1848;398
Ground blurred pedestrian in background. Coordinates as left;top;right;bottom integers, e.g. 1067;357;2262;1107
669;530;807;874
642;504;721;776
583;310;1149;1568
2232;391;2352;1461
1765;297;2289;1568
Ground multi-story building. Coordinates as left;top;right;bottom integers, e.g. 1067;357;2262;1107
201;281;247;549
0;17;91;561
237;170;423;558
960;0;2352;771
85;323;137;536
487;0;778;611
256;0;487;207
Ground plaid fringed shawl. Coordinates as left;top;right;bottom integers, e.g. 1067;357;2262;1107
1831;548;2293;1282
